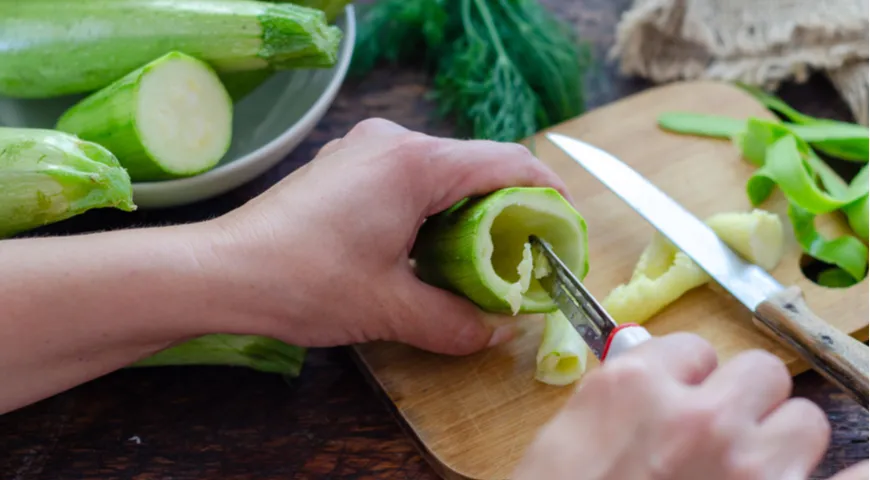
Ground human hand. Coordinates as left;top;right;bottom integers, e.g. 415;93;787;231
513;333;833;479
208;118;570;354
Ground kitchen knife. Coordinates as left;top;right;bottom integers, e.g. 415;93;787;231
529;235;652;361
546;132;869;407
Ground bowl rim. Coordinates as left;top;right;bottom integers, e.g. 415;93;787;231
132;5;357;195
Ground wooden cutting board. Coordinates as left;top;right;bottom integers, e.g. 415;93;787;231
351;80;870;480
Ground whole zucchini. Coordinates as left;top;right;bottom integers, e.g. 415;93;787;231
0;0;343;99
0;128;136;238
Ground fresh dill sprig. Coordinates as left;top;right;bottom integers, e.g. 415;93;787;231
350;0;591;142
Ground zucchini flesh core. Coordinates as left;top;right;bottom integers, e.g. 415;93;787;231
137;54;233;176
535;310;589;386
479;196;588;313
602;209;785;325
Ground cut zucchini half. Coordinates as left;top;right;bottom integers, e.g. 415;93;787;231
413;187;589;315
56;51;233;182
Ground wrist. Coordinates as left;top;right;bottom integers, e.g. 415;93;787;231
178;217;300;339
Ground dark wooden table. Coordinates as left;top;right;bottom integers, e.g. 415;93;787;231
2;1;868;478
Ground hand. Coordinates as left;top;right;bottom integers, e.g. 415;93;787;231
513;333;833;479
208;118;570;354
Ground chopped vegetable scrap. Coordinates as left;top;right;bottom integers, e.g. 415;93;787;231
602;209;785;325
658;89;868;287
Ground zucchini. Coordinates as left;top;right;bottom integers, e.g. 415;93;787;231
285;0;353;21
132;334;306;376
0;128;136;238
602;209;785;325
535;310;589;386
219;0;352;102
412;187;589;315
0;0;343;99
56;52;233;182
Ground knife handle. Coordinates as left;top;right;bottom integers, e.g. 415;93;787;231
753;286;869;408
602;323;652;362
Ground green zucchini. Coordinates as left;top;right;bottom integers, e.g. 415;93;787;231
132;334;307;376
56;51;233;182
412;187;589;315
0;0;343;99
220;0;352;102
0;128;136;238
284;0;353;21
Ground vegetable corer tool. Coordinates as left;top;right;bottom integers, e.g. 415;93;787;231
529;235;652;361
545;132;870;407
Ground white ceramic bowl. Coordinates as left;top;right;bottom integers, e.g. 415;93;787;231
0;5;357;209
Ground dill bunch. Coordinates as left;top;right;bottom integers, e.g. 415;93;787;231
351;0;591;142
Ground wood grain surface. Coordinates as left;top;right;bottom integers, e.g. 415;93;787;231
353;81;870;479
1;0;868;479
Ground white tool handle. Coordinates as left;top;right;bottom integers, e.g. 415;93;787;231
601;323;652;361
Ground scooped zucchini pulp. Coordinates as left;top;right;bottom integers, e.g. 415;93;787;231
412;187;589;315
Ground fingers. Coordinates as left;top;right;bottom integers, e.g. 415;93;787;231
699;349;792;420
316;118;411;158
387;270;517;355
344;117;410;141
424;138;573;216
733;397;830;478
315;118;575;217
609;332;719;386
317;138;342;157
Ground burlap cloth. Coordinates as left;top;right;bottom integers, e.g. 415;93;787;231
610;0;869;125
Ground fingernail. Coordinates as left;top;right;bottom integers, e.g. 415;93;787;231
487;324;517;347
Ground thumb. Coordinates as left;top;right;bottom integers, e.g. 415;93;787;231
390;275;519;355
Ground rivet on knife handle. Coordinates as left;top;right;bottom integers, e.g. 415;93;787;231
753;286;869;407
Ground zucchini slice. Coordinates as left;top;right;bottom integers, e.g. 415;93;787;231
56;51;233;182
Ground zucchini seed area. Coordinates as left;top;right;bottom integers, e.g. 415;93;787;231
137;57;232;174
488;202;582;311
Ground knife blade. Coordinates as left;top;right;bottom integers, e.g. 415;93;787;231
529;235;651;361
546;132;869;407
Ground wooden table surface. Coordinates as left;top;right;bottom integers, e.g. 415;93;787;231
2;1;868;478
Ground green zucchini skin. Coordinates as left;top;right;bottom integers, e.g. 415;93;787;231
219;0;351;102
0;128;136;238
56;51;233;182
132;334;307;376
412;187;589;315
0;0;343;99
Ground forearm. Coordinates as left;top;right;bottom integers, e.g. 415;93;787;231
0;223;248;414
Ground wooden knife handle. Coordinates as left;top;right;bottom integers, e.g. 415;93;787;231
753;286;869;408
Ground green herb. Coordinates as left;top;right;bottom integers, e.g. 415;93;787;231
351;0;591;142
